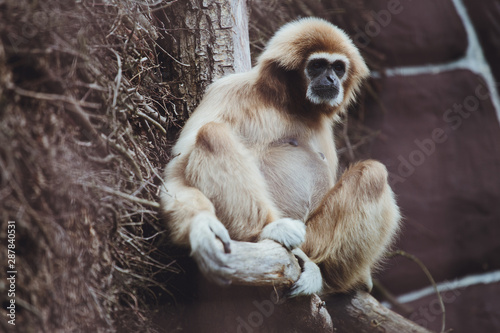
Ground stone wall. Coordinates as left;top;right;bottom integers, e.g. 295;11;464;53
340;1;500;332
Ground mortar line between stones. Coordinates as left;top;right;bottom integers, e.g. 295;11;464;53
372;0;500;124
382;269;500;307
452;0;500;123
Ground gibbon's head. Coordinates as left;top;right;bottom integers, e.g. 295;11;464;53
256;18;369;117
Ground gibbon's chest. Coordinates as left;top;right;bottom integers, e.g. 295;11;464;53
258;136;333;221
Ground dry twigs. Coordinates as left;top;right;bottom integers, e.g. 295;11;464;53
0;0;183;332
389;250;447;333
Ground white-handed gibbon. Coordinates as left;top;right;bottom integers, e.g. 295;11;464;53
160;17;401;296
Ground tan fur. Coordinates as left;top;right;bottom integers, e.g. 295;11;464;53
161;18;400;294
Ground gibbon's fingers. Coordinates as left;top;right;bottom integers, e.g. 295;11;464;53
189;212;235;285
286;248;323;298
363;271;374;293
259;218;306;250
207;215;232;254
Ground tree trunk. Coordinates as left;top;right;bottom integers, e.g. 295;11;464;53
326;292;435;333
156;0;251;125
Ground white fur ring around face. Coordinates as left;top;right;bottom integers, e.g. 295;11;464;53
259;218;306;250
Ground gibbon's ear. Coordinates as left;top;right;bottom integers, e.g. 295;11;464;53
255;60;306;109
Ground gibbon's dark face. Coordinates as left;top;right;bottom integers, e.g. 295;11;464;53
305;52;349;107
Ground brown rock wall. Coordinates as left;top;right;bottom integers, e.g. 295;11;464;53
362;70;500;294
333;0;468;67
401;281;500;333
463;0;500;82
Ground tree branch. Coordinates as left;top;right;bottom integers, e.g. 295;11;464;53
221;239;301;287
203;239;434;332
326;291;435;333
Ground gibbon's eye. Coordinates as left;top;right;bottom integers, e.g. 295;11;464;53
312;61;323;69
333;61;346;77
308;59;327;72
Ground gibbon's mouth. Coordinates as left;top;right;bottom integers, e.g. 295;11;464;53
307;83;343;106
313;85;339;101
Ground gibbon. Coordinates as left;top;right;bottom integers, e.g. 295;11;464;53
161;17;401;295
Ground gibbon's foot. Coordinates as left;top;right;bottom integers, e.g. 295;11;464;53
259;218;306;250
362;272;374;293
189;212;235;285
286;248;323;297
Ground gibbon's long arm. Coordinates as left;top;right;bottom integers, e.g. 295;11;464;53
161;153;236;285
161;118;311;287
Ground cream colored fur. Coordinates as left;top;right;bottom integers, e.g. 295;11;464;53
160;18;400;295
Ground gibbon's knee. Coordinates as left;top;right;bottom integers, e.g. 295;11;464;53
187;121;240;188
341;160;400;236
338;160;389;203
303;159;400;293
195;122;235;155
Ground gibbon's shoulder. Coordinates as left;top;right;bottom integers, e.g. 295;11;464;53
202;68;258;99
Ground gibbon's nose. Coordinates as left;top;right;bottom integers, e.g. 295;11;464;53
318;75;339;93
319;73;339;89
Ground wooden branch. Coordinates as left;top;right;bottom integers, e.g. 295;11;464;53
222;239;301;287
325;291;435;333
198;239;433;333
185;239;333;332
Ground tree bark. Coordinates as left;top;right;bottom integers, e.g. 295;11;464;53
326;291;435;333
157;0;250;124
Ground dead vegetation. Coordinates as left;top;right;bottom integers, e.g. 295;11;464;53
0;1;184;332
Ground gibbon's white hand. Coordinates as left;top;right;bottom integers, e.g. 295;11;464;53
287;248;323;297
189;212;235;285
259;218;306;250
